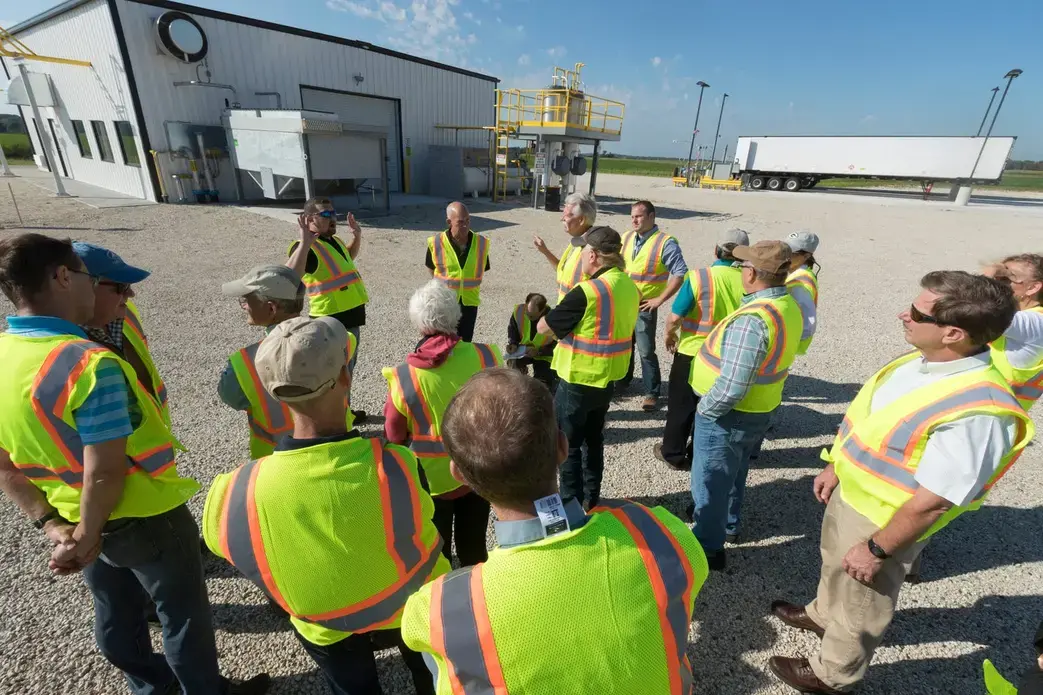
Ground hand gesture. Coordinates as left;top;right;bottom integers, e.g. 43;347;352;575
533;235;548;253
813;464;839;505
347;212;362;236
297;214;319;246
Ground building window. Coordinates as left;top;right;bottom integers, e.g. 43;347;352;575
91;121;114;162
72;120;92;158
113;121;139;167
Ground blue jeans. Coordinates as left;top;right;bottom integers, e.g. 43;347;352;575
624;309;662;396
82;505;224;695
690;409;774;552
556;380;614;507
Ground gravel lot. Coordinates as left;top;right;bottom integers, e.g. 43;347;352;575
1;173;1041;694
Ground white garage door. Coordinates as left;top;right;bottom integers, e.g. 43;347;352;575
300;87;402;192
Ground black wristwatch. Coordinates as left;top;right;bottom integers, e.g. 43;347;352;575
33;510;61;529
867;537;891;560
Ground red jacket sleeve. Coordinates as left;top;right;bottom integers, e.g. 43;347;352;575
384;394;409;444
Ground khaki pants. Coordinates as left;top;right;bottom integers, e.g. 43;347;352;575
805;492;924;691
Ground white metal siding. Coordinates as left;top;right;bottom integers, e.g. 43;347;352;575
5;0;153;199
115;0;495;198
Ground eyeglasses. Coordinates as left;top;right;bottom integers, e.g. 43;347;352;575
98;280;132;295
909;304;944;325
66;268;99;287
316;210;336;219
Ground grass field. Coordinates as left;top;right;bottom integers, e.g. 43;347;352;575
0;132;33;166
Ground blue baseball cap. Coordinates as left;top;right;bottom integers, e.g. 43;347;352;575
72;242;150;284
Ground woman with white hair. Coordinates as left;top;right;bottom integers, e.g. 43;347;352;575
382;280;503;566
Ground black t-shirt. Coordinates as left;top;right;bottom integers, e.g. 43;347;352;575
507;309;555;356
289;235;366;328
424;230;492;272
544;267;610;338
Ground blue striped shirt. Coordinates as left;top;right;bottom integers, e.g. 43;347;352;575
5;315;135;445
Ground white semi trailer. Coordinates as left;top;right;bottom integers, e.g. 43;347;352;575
734;136;1016;192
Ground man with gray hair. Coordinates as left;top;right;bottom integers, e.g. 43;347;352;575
425;201;491;341
383;279;502;567
533;191;596;302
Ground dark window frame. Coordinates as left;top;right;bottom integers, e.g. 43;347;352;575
71;120;92;159
90;120;114;163
113;120;140;167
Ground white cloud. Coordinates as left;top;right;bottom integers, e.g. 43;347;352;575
516;24;525;33
651;56;662;67
517;53;530;66
329;0;478;66
462;10;481;24
546;46;567;58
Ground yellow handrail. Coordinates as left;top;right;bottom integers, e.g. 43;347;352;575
494;88;625;136
1;26;92;67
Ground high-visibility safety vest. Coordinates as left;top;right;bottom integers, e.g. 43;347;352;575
551;267;641;389
289;236;368;317
825;351;1033;540
122;300;170;424
512;304;553;363
786;265;820;355
556;244;587;302
689;293;803;413
401;500;709;694
990;306;1043;409
622;227;678;300
982;659;1018;695
0;333;199;522
202;437;449;646
677;265;745;358
382;342;502;496
229;331;358;458
429;232;490;308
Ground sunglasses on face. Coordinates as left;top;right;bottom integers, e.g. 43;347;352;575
66;268;100;287
909;304;943;325
315;210;336;219
99;280;132;295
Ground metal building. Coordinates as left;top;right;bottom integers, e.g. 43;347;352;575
1;0;498;203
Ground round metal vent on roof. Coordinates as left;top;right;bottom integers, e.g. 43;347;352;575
155;11;208;64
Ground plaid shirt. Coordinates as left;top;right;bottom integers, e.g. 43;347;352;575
83;318;126;352
697;286;788;419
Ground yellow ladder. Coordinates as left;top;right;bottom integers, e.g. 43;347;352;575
493;89;520;202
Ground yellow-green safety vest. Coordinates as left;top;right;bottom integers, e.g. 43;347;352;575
203;437;450;646
229;331;358;458
677;265;745;358
983;659;1018;695
557;243;588;302
401;500;709;695
290;236;368;317
786;265;819;355
622;227;677;300
429;232;489;307
825;351;1034;540
382;342;502;496
122;300;170;425
512;304;553;363
551;267;641;388
990;306;1043;410
689;293;803;413
0;332;199;522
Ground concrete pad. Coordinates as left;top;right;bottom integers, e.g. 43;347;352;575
8;165;155;209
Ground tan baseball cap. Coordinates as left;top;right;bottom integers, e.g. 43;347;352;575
732;240;793;274
255;317;358;402
221;265;303;301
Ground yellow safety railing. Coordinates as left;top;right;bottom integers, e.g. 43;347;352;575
495;88;625;136
1;26;92;66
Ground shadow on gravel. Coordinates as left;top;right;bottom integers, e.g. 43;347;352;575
783;375;861;404
211;601;291;635
364;208;519;234
768;404;844;440
594;195;738;222
268;670;327;694
17;225;144;232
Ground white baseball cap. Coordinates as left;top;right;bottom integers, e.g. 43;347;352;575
255;317;357;402
221;265;303;301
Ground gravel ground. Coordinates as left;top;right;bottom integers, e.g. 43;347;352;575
1;173;1041;694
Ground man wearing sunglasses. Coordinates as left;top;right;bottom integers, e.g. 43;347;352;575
768;271;1034;695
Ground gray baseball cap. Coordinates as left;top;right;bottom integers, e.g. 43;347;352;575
255;317;356;402
718;228;750;247
222;265;303;301
786;230;820;254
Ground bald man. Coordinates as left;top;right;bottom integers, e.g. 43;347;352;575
425;202;492;341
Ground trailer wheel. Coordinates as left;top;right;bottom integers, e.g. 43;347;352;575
784;177;802;192
803;177;818;189
767;177;783;191
749;176;766;190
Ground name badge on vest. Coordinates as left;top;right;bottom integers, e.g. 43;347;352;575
534;493;571;538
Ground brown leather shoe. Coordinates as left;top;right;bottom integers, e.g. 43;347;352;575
770;600;825;638
641;396;658;412
768;656;843;695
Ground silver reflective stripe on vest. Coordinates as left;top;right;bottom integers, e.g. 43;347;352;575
759;303;789;375
697;352;789;385
1013;377;1043;403
591;277;615;340
395;363;443;458
472;342;498;368
682;268;715;335
629;233;670;282
438;567;501;694
309;240;361;295
241;343;292;437
600;500;694;695
559;334;632;356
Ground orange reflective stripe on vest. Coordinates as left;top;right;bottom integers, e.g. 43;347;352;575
239;343;294;448
430;564;509;695
559;277;631;357
629;233;670;283
558;247;585;297
462;237;490;289
124;309;148;347
393;363;447;459
699;301;791;385
1012;372;1043;403
308;241;363;295
221;441;442;632
840;382;1024;495
18;341;176;486
123;310;168;406
681;267;716;336
598;500;695;695
432;239;457;289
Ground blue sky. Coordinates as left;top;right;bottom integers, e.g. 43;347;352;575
4;0;1042;158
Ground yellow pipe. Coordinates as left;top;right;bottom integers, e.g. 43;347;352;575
149;150;169;202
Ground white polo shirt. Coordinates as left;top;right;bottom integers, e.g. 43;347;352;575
869;351;1017;507
1002;308;1043;369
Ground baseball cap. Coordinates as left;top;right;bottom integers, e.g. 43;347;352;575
732;240;793;275
221;265;303;301
570;225;623;254
255;317;358;402
72;242;150;284
786;230;820;254
718;228;750;248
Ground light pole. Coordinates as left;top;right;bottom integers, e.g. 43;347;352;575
710;92;729;164
685;81;710;186
977;86;999;136
958;69;1022;206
